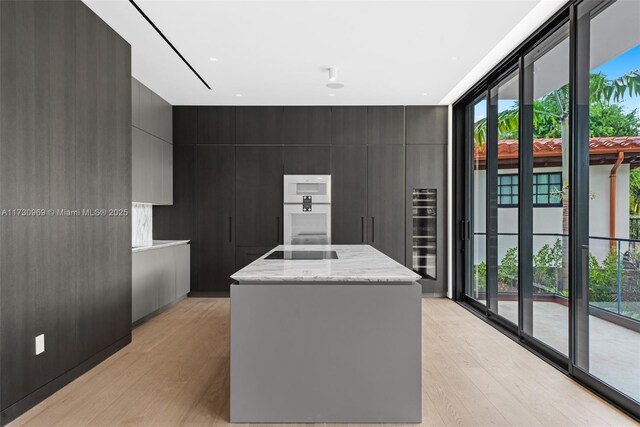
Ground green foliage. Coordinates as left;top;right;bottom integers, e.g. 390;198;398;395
473;70;640;143
498;247;518;290
589;102;640;137
474;262;487;292
533;239;563;291
629;169;640;216
588;249;620;303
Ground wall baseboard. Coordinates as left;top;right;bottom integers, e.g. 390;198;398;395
0;334;131;426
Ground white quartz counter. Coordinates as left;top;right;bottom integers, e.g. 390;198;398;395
132;240;190;253
230;244;421;283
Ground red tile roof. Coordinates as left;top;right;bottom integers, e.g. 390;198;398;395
475;136;640;160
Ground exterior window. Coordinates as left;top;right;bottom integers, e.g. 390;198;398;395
533;172;562;206
497;172;562;207
497;174;518;206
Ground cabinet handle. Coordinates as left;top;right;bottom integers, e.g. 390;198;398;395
361;217;364;243
229;216;233;242
371;217;375;242
277;216;280;243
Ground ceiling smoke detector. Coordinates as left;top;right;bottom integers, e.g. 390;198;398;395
326;67;344;89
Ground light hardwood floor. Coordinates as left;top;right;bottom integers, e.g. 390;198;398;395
10;298;637;426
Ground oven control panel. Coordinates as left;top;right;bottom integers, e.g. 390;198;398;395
302;196;312;212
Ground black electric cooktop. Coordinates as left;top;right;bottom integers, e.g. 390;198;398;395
264;250;339;260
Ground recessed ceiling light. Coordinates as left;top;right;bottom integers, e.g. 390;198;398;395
451;56;458;60
329;93;335;97
235;94;242;97
422;93;428;96
209;57;218;62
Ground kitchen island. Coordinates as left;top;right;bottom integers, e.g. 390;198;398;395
230;244;422;423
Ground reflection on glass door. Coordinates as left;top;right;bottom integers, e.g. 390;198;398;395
469;97;488;304
576;0;640;404
523;23;570;356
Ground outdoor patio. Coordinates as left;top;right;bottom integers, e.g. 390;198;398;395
496;300;640;402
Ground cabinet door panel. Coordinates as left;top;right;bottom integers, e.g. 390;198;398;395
75;3;131;363
173;106;197;145
198;106;235;144
283;106;330;144
331;106;367;145
331;146;367;244
283;145;330;174
132;78;140;127
195;146;236;292
0;0;78;408
236;107;283;144
162;141;173;205
132;251;159;322
367;106;404;145
139;83;152;134
132;127;148;202
367;145;405;263
175;244;191;298
149;134;164;203
235;146;283;246
406;145;446;293
405;106;448;145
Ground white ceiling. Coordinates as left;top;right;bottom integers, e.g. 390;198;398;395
82;0;566;106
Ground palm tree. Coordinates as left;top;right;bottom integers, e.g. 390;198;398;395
474;69;640;292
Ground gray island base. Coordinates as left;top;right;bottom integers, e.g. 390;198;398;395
230;245;422;423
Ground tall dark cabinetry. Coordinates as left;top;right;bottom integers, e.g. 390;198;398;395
0;1;131;422
331;146;368;244
367;145;406;263
194;146;235;292
161;105;447;295
235;146;283;247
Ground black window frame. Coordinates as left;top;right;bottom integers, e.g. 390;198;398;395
452;0;640;421
497;172;563;208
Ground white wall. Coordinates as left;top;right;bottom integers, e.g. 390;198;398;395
472;164;631;264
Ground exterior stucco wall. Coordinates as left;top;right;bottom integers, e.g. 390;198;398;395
472;164;630;264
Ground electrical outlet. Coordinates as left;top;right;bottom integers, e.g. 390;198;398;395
35;334;45;355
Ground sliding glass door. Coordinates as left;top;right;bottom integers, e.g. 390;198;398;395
469;96;488;305
457;0;640;417
523;22;571;357
574;0;640;405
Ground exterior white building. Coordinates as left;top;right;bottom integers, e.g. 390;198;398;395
473;137;640;264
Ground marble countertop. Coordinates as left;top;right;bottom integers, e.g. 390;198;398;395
132;240;190;253
231;245;421;283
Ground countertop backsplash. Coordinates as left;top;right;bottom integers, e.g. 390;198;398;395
132;203;153;247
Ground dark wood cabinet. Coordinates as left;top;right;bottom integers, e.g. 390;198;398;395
367;106;405;145
194;146;236;292
0;0;79;409
331;146;368;244
283;106;331;144
405;145;446;293
235;146;283;246
173;106;198;145
331;106;367;145
367;145;405;263
283;145;330;174
236;107;284;144
197;106;235;144
74;1;131;364
405;106;448;145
